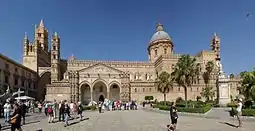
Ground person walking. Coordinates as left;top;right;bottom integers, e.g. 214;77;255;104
3;100;11;125
19;102;27;125
37;102;42;113
236;98;243;128
77;102;83;121
10;103;22;131
63;102;70;127
58;101;65;122
52;100;57;119
168;102;178;131
44;102;48;116
47;105;54;123
98;101;102;113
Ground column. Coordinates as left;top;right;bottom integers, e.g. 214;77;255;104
107;85;110;99
90;89;93;104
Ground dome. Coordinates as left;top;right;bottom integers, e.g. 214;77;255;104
150;23;171;43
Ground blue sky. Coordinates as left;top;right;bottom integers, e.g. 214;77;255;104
0;0;254;75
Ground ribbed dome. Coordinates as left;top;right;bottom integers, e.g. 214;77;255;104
150;23;171;43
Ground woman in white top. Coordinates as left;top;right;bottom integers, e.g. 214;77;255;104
236;98;243;128
3;100;11;124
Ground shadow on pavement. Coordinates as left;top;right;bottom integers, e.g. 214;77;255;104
68;117;89;126
219;121;237;128
1;120;40;130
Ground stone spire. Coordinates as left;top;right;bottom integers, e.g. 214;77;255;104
156;23;164;31
39;19;44;27
24;32;28;40
54;32;58;37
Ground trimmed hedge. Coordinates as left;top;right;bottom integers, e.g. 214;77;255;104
153;103;211;113
83;105;97;111
229;107;255;117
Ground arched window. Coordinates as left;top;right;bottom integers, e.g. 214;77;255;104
164;48;167;54
134;88;137;93
197;87;199;91
149;88;151;92
178;87;180;91
155;49;158;56
143;88;145;92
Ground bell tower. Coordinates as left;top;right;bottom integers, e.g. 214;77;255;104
211;32;220;61
51;32;61;82
35;19;49;52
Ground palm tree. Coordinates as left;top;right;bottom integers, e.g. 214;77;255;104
200;86;215;102
172;55;196;107
203;61;214;85
155;71;174;105
239;71;255;101
195;63;201;84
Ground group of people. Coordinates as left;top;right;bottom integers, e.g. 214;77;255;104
1;99;28;131
97;99;138;112
44;100;83;127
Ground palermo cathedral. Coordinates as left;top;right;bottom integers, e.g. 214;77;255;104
21;20;239;103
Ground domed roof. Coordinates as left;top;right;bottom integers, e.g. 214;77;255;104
150;23;171;43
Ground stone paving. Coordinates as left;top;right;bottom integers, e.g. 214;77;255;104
3;110;255;131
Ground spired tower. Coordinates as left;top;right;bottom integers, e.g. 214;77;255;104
22;19;51;72
148;23;174;62
51;32;61;82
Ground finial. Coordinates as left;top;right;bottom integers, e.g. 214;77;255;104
54;32;58;37
24;32;28;39
39;19;44;27
213;32;217;37
156;23;163;31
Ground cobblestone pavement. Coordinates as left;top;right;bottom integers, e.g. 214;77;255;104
5;110;255;131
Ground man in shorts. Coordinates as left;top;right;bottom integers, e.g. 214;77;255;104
168;102;178;131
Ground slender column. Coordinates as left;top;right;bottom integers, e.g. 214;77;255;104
90;89;93;104
107;85;110;99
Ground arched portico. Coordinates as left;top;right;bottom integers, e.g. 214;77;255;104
93;81;107;102
109;81;121;101
80;83;91;105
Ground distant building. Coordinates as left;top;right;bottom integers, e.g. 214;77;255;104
0;53;38;99
13;20;240;103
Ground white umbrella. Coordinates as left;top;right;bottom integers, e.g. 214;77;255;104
15;96;35;100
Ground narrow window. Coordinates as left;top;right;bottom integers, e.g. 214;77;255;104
155;49;158;56
164;48;167;54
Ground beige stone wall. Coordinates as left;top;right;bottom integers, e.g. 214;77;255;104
0;53;38;96
46;84;71;102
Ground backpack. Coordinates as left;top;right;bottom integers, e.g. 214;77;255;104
48;107;53;113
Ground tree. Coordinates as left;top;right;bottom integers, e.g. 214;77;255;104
200;86;215;102
203;61;214;86
239;71;255;101
172;54;196;107
195;63;201;84
155;71;174;105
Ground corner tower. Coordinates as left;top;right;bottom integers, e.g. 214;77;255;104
51;32;61;82
148;23;173;62
35;19;49;52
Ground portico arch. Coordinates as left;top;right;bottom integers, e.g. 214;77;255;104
109;81;121;101
80;83;91;105
93;80;107;102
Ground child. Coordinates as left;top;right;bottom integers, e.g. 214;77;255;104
47;105;54;123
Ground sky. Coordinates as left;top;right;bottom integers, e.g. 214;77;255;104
0;0;255;75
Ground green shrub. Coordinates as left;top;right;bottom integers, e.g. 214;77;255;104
242;109;255;116
83;105;97;111
227;102;236;108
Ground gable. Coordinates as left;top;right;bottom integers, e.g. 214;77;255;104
78;63;124;74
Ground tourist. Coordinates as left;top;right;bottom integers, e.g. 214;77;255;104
44;101;49;116
59;101;65;122
37;102;42;113
98;101;102;113
69;101;74;116
168;102;178;131
73;102;78;118
63;102;70;127
77;102;83;121
3;100;11;125
52;99;57;119
19;102;27;125
47;105;54;123
10;103;22;131
236;98;243;128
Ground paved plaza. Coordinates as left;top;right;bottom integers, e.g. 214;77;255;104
2;110;254;131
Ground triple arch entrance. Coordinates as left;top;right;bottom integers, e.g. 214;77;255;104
80;81;120;104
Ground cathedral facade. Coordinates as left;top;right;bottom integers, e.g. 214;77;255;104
22;20;239;103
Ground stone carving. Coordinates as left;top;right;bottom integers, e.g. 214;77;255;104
79;64;122;75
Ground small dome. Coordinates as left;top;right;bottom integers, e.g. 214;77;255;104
150;23;171;43
68;54;76;60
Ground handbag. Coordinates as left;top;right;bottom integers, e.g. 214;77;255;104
11;118;17;124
